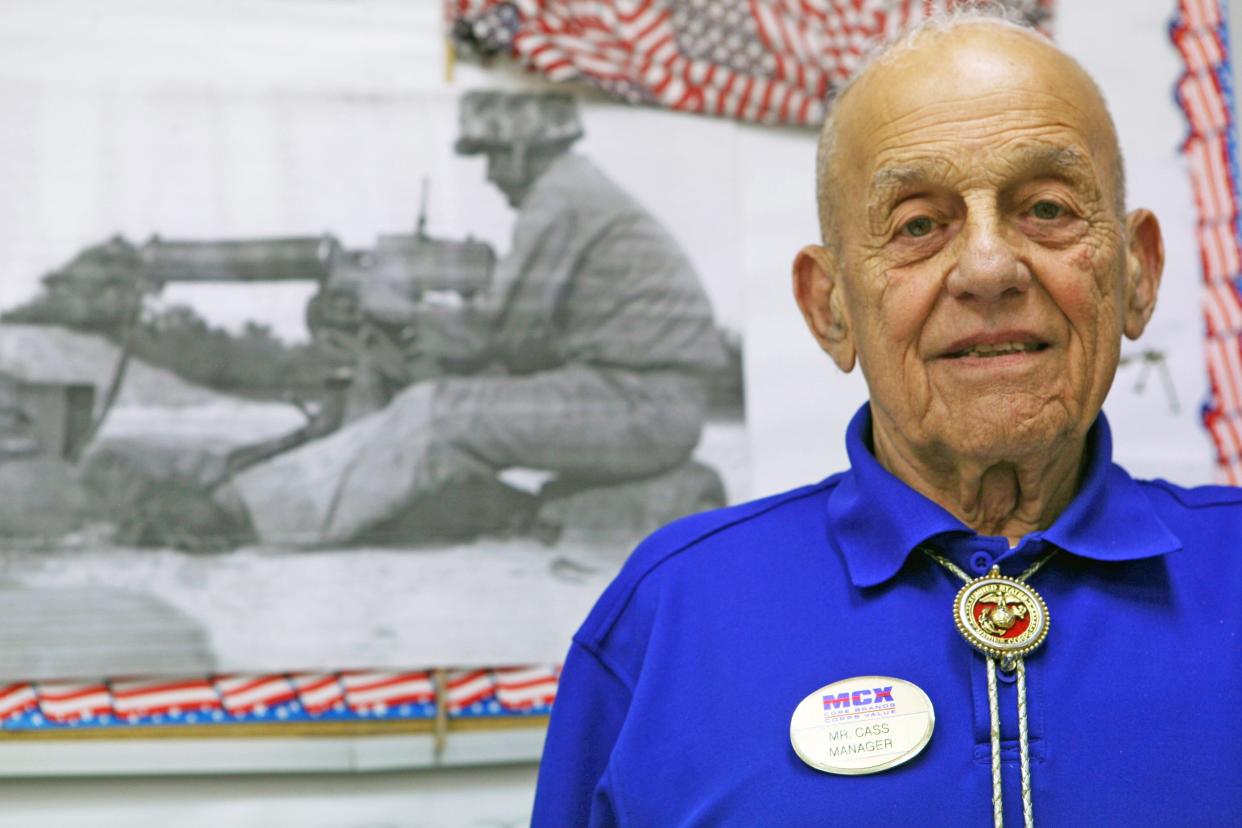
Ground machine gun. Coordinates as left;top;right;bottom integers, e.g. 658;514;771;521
51;185;495;473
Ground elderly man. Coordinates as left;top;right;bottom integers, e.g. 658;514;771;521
533;11;1242;828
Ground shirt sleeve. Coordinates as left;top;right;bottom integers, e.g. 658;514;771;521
405;303;493;370
531;639;633;827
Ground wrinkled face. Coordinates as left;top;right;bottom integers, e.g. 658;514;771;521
800;26;1161;465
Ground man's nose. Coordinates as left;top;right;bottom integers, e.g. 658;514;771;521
945;210;1030;301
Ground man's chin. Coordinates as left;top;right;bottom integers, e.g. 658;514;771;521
930;409;1078;465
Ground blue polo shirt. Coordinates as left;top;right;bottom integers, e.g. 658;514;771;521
532;405;1242;826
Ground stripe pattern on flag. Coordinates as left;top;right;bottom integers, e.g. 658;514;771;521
214;674;297;715
446;669;498;713
0;684;37;722
494;666;559;710
36;682;113;723
111;677;219;718
448;0;1056;127
1172;0;1242;483
290;672;347;715
342;671;436;713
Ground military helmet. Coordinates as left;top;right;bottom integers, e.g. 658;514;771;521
454;91;584;155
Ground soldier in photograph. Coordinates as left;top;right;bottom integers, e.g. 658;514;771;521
158;91;730;547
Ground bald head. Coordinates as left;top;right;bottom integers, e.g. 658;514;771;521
815;15;1126;246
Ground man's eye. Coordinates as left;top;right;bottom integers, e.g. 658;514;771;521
1031;201;1064;220
902;217;935;237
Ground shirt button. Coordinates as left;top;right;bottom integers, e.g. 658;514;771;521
969;552;993;574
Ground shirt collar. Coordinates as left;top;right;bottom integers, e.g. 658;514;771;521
826;404;1183;588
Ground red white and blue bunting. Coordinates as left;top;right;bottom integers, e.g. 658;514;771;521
1172;0;1242;484
0;666;559;731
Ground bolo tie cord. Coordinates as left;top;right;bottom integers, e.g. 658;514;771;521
923;549;1056;828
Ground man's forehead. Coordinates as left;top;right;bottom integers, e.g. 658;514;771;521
867;144;1099;198
823;24;1120;214
844;24;1098;117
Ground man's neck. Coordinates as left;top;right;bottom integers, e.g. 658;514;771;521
870;421;1087;545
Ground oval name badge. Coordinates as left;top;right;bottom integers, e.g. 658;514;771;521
789;675;934;775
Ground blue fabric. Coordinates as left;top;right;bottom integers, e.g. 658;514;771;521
532;404;1242;826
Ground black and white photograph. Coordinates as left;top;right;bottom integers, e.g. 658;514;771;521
0;1;749;680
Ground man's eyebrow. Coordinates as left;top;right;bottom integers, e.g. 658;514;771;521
867;145;1098;207
1010;145;1095;180
870;163;936;194
867;159;955;208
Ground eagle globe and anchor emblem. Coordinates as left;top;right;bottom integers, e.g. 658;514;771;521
953;567;1050;660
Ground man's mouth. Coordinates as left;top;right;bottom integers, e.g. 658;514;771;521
945;341;1050;359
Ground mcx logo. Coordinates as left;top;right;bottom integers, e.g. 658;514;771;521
822;686;894;710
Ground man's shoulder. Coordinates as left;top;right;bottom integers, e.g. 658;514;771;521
575;475;844;648
1134;476;1242;537
1136;477;1242;511
536;154;619;199
530;154;657;224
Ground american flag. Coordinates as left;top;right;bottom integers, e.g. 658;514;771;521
0;683;37;722
494;665;559;710
36;681;113;723
1172;0;1242;483
214;674;298;715
445;669;498;712
111;677;219;719
290;672;347;715
341;671;436;713
448;0;1054;127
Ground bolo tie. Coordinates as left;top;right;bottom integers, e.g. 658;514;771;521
922;546;1057;828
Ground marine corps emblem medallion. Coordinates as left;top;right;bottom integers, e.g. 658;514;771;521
953;566;1050;659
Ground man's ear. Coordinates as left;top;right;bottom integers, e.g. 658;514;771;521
793;244;856;372
1122;209;1164;340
